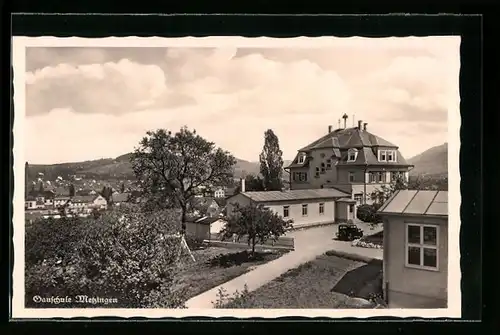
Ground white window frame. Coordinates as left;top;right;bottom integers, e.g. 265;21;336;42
319;203;325;215
378;150;387;162
387;150;397;162
354;194;363;205
405;223;440;271
347;149;358;162
377;172;384;183
297;154;306;164
302;204;308;217
283;205;290;218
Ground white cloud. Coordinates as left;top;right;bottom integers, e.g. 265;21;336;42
26;59;169;116
24;37;460;163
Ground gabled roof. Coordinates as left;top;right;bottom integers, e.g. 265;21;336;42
233;188;350;203
378;190;448;218
214;198;227;207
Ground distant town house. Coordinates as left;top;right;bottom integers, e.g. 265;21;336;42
188;197;220;218
213;187;225;198
111;192;131;206
285;119;414;206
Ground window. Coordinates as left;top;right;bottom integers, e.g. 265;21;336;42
297;154;306;164
326;159;332;169
349;204;354;213
283;206;290;218
354;194;363;205
379;150;387;161
406;224;439;270
349;172;355;183
319;203;325;215
377;172;384;183
378;150;396;162
369;172;383;183
347;149;358;162
321;167;326;173
392;171;404;181
302;204;308;216
387;150;396;162
293;172;308;182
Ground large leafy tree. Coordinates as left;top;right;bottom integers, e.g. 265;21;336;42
221;203;293;256
131;127;237;229
259;129;284;191
234;174;265;194
69;184;75;197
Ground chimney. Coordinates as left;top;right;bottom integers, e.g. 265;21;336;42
363;122;368;131
241;178;246;193
358;120;363;129
328;125;333;133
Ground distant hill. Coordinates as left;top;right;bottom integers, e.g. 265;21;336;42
407;143;448;177
26;153;293;182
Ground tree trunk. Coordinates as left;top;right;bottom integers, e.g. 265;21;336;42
180;205;187;234
251;236;256;258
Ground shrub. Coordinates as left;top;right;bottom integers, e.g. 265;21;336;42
356;204;382;224
212;284;251;308
220;203;293;256
25;208;186;308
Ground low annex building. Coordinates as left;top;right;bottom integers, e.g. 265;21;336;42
378;189;448;309
226;187;356;229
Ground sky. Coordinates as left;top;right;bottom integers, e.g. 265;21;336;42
23;37;460;164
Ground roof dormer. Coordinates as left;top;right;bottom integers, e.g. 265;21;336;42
297;152;306;164
347;148;358;162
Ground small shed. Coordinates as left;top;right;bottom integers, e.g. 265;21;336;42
185;216;227;242
378;190;448;308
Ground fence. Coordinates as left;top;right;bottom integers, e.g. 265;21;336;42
206;233;295;251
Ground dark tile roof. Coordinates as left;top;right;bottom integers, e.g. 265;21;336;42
191;197;217;208
194;216;225;225
378;190;448;217
234;188;350;203
112;192;130;203
286;127;411;168
71;195;98;203
336;147;411;167
214;198;227;207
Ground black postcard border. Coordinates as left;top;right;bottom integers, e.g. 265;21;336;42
3;10;490;333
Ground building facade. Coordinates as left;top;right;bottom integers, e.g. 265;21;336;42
226;188;354;229
378;190;448;308
285;120;413;205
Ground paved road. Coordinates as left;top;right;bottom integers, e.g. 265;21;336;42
184;224;382;308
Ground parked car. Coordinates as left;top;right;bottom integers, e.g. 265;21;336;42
336;223;364;241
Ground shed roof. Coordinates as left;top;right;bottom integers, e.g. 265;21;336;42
236;188;350;203
377;190;448;217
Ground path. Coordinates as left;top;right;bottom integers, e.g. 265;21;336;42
184;224;382;308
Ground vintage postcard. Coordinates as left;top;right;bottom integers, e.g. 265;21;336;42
12;36;461;319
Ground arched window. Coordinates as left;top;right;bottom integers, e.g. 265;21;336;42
347;148;358;162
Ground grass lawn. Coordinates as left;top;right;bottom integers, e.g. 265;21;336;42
173;246;288;301
220;253;383;309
